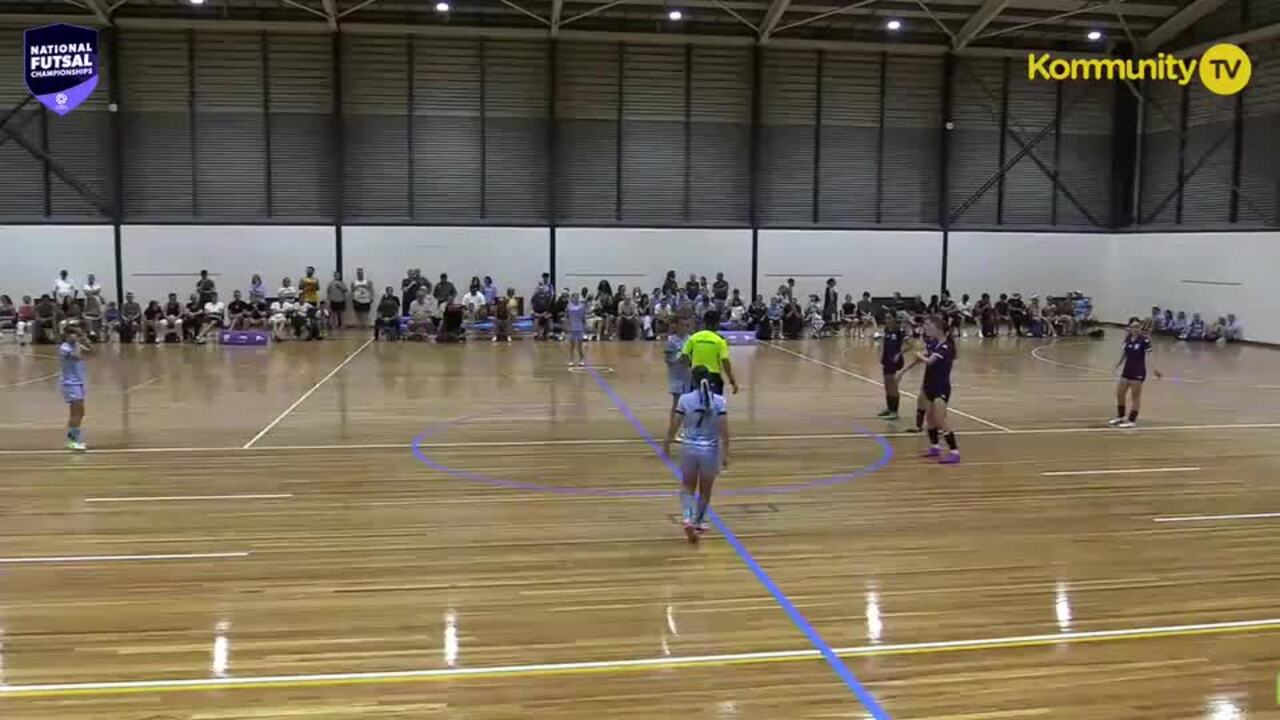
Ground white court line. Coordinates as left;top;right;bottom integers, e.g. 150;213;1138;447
763;342;1014;432
0;551;250;564
85;494;293;503
0;372;60;390
2;422;1280;456
1042;466;1201;477
1154;512;1280;523
1029;342;1113;375
242;338;374;449
0;616;1276;697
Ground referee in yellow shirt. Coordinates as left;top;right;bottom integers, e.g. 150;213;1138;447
681;310;739;395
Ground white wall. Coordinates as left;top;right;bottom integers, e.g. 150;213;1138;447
556;228;752;299
1103;232;1279;343
120;225;334;303
342;226;550;301
0;225;116;303
757;230;943;301
948;231;1110;303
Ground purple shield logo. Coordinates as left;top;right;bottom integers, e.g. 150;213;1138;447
23;24;99;116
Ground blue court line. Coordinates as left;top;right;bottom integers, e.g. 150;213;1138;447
584;365;893;720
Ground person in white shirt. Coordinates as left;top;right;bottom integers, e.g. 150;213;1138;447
277;277;298;302
199;292;227;343
82;273;103;303
1225;313;1243;342
54;270;77;308
269;298;294;340
350;268;375;328
462;288;487;323
407;288;437;340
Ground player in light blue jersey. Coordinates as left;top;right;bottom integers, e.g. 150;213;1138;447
663;367;730;543
664;315;691;442
58;324;90;451
565;293;588;367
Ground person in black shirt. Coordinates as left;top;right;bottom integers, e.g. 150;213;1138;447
183;293;204;343
781;299;804;340
994;293;1011;336
552;290;570;340
402;269;423;317
711;273;729;303
1008;293;1028;336
143;300;163;344
161;293;184;341
245;299;268;330
227;290;249;330
975;293;995;338
747;295;768;332
663;270;680;297
375;287;401;341
821;278;839;337
684;274;700;302
531;287;553;341
841;294;858;338
927;294;940;315
433;273;456;305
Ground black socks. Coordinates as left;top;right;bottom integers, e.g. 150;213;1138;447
888;395;900;412
915;409;926;430
927;428;940;445
944;432;958;450
1128;410;1138;422
1116;404;1125;418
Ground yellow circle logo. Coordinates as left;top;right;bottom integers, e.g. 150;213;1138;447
1199;44;1251;95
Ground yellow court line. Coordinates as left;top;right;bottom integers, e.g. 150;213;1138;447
2;617;1278;699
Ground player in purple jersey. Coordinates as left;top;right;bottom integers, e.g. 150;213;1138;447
1109;317;1162;428
876;312;907;421
901;315;960;464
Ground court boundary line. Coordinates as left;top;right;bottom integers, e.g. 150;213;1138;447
242;337;374;449
0;371;60;390
84;494;293;503
1042;466;1200;477
0;551;250;564
763;342;1013;432
584;364;891;719
1154;511;1280;523
1;616;1275;699
3;422;1280;456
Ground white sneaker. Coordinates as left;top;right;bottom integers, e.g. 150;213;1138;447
1116;420;1136;428
66;440;86;452
1107;417;1124;426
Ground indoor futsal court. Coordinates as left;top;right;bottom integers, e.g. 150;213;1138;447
3;0;1280;717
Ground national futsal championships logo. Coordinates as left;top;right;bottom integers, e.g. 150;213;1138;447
23;23;100;115
1027;43;1251;96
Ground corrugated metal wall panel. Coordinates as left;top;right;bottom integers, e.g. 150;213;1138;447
1139;81;1184;225
621;44;686;224
556;42;620;223
1000;70;1055;225
484;40;549;222
817;51;879;225
758;48;816;226
688;46;751;225
120;30;193;219
1055;80;1113;227
342;35;409;220
193;32;267;219
1238;39;1280;225
411;37;481;222
266;34;334;220
882;55;941;225
948;57;1004;226
0;30;46;218
1180;83;1236;224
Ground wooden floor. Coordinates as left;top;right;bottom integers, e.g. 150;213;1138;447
1;331;1278;719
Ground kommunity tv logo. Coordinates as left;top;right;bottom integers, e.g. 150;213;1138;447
1027;43;1251;96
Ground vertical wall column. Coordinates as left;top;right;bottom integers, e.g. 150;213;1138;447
107;27;126;307
332;33;345;274
938;54;954;293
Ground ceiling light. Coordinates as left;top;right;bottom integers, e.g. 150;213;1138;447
1087;30;1103;41
668;9;683;20
435;1;450;11
189;0;206;5
885;19;902;31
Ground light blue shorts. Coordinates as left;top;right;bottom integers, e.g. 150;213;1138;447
567;330;585;342
680;445;720;479
667;369;690;395
61;383;85;404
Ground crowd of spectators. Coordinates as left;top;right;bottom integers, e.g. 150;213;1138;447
1148;306;1244;343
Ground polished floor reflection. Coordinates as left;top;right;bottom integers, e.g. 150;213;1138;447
0;333;1278;718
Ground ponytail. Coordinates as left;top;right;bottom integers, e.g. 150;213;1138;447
699;378;711;410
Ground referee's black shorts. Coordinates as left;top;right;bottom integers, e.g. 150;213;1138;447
692;368;724;396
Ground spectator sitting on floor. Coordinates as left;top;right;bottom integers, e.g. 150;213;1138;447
142;300;163;344
183;293;205;342
15;295;35;345
119;293;141;343
462;281;488;323
375;287;401;341
407;288;436;341
1170;311;1189;337
552;290;570;341
227;290;249;330
103;301;120;341
618;292;639;341
1206;316;1226;343
201;291;226;343
531;285;553;341
269;296;294;341
161;293;184;342
438;300;465;343
781;298;804;340
1181;312;1205;341
493;288;514;343
1225;314;1243;342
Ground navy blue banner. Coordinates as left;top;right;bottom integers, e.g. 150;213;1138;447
24;23;100;115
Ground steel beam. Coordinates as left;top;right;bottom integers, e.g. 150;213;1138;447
759;0;791;40
954;0;1009;48
1140;0;1228;52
